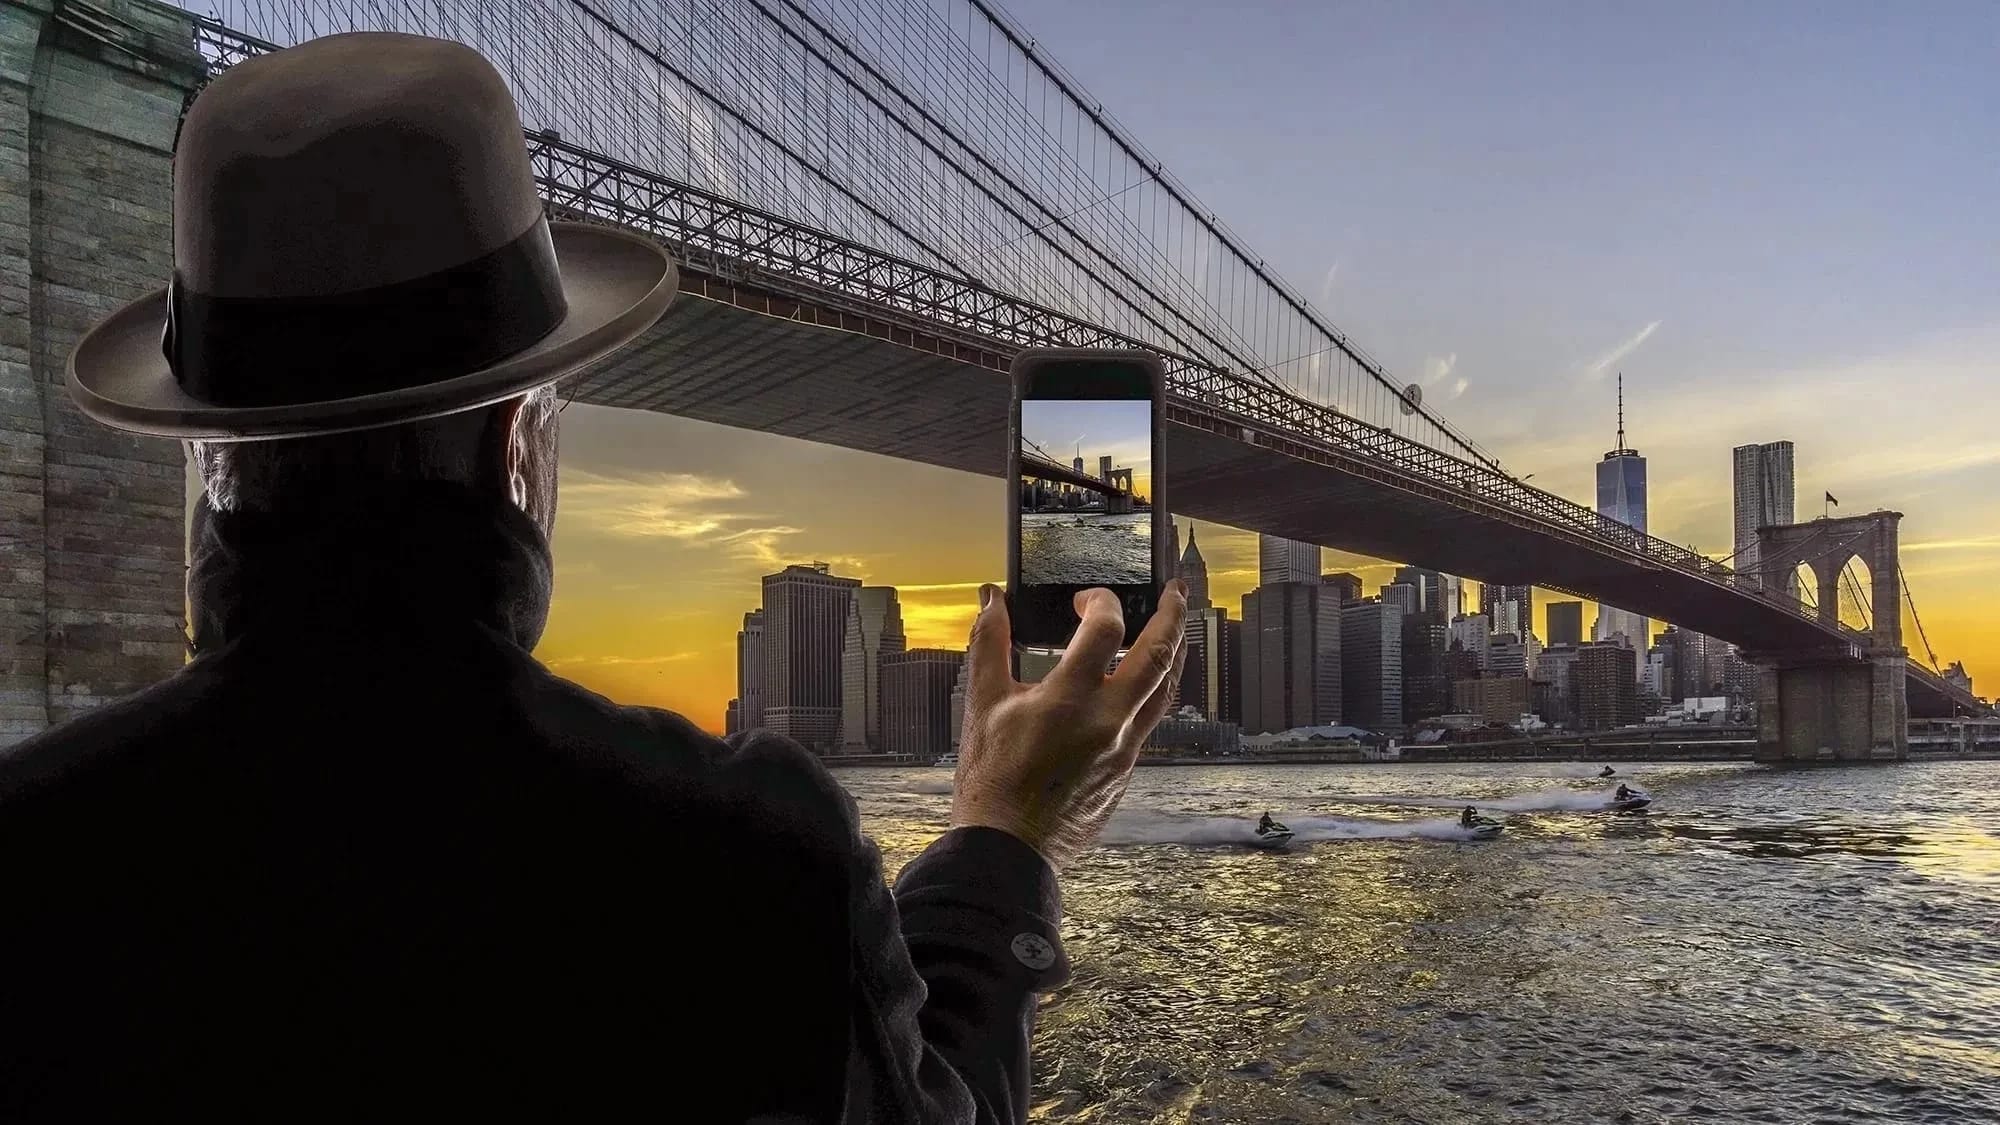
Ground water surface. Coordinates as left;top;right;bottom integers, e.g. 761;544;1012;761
1020;510;1151;585
843;761;2000;1123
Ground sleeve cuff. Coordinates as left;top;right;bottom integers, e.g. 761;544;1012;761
894;826;1070;990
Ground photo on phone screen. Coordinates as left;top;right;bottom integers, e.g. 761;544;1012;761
1018;398;1153;587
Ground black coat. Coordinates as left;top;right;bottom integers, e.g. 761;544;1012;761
0;483;1068;1122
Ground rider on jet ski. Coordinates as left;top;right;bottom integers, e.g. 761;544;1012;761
1461;806;1479;827
1615;784;1632;801
1600;766;1616;778
1258;811;1279;834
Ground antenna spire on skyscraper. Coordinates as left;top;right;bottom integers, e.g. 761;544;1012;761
1616;372;1625;451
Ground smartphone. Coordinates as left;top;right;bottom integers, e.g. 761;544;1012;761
1007;348;1172;658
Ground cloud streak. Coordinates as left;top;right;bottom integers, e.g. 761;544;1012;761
560;468;871;576
545;652;700;668
1422;353;1469;400
1581;320;1662;381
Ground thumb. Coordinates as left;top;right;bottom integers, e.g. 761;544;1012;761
965;584;1016;703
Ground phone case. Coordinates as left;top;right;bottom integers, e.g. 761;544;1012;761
1006;347;1172;656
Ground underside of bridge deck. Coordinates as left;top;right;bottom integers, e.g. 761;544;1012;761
579;290;1845;655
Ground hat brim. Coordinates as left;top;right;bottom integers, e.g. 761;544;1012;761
66;222;679;441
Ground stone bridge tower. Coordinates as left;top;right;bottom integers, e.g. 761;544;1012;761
2;0;203;746
1745;511;1908;762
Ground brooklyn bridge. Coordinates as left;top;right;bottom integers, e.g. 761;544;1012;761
1;0;1986;759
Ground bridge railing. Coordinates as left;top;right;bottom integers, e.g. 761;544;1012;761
1171;366;1872;636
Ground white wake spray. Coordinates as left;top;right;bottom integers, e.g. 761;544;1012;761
1097;809;1497;846
1352;785;1632;814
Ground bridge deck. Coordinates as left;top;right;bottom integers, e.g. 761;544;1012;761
575;290;1971;717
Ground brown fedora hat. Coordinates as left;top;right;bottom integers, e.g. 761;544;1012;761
67;31;678;441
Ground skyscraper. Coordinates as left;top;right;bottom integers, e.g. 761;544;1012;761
1392;566;1462;618
1450;613;1492;670
1594;373;1650;653
1381;581;1420;616
736;609;765;732
880;649;965;761
948;662;968;753
1341;598;1404;730
1534;644;1580;729
1546;601;1584;649
1401;608;1450;722
1440;573;1467;619
1241;581;1324;734
1313;580;1343;724
1179;525;1211;611
1321;571;1364;605
1180;605;1239;724
839;586;906;752
1181;612;1210;717
1488;633;1528;679
1480;582;1533;639
1661;626;1723;701
1733;440;1796;595
761;562;861;753
1259;535;1321;585
1219;617;1243;726
1574;641;1640;730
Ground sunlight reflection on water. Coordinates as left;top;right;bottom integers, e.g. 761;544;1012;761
841;761;2000;1123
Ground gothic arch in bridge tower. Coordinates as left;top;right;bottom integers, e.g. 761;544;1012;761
1747;512;1908;762
1753;514;1902;654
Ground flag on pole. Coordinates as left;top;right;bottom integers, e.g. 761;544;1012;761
1825;491;1839;507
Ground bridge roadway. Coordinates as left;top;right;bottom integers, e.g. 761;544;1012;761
575;254;1975;714
1019;452;1128;497
175;29;1980;720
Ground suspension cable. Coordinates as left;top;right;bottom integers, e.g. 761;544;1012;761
1837;558;1872;632
1898;563;1943;672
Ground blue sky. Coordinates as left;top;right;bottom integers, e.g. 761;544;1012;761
993;0;1995;424
1021;399;1153;477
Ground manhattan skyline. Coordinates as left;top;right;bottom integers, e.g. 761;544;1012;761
499;1;1989;732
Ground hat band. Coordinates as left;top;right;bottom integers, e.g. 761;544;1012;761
164;217;569;409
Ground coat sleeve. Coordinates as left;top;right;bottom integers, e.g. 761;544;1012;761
843;825;1071;1124
716;729;1068;1123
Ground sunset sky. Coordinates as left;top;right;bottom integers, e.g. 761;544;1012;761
529;0;1997;730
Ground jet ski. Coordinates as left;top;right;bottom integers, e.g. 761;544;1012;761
1598;766;1617;778
1460;814;1505;839
1607;788;1653;812
1250;821;1295;849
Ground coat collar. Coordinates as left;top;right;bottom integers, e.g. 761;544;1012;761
187;480;554;654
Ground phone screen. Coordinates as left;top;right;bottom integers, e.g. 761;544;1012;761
1010;354;1164;652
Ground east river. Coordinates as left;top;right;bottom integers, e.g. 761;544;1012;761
839;761;2000;1123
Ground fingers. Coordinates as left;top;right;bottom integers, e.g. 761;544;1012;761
964;584;1017;704
1051;588;1126;686
1131;634;1190;741
1109;579;1189;712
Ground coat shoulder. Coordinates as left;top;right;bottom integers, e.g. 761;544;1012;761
522;668;863;846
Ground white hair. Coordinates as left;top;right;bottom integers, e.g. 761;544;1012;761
190;384;560;514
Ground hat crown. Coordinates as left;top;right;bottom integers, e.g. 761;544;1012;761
173;32;542;299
